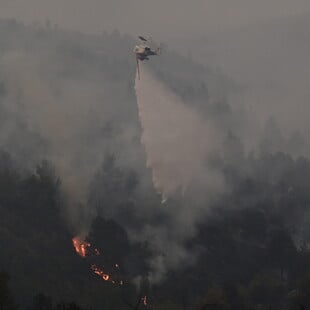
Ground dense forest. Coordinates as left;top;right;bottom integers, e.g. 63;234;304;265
0;18;310;309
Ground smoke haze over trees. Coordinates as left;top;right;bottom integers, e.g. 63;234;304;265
0;16;310;310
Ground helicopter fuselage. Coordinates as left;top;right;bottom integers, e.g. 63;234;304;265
134;45;158;61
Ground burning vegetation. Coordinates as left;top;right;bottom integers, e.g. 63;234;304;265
72;236;124;286
72;237;91;258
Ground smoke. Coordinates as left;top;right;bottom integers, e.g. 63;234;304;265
1;52;89;229
0;41;140;232
175;14;310;158
0;25;228;283
4;21;302;285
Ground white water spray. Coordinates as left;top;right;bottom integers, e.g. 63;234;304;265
135;63;220;201
134;63;226;282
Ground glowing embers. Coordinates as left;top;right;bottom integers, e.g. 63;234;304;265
91;264;124;285
91;264;110;281
72;236;123;286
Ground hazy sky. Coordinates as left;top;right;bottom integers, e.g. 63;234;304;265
0;0;310;39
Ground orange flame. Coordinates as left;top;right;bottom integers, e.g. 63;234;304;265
72;236;91;257
142;296;147;306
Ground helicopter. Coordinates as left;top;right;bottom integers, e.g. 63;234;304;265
134;36;161;79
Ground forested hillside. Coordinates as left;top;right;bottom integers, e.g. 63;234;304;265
0;19;310;309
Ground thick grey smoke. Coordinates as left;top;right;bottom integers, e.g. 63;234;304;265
0;42;140;232
1;51;95;229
